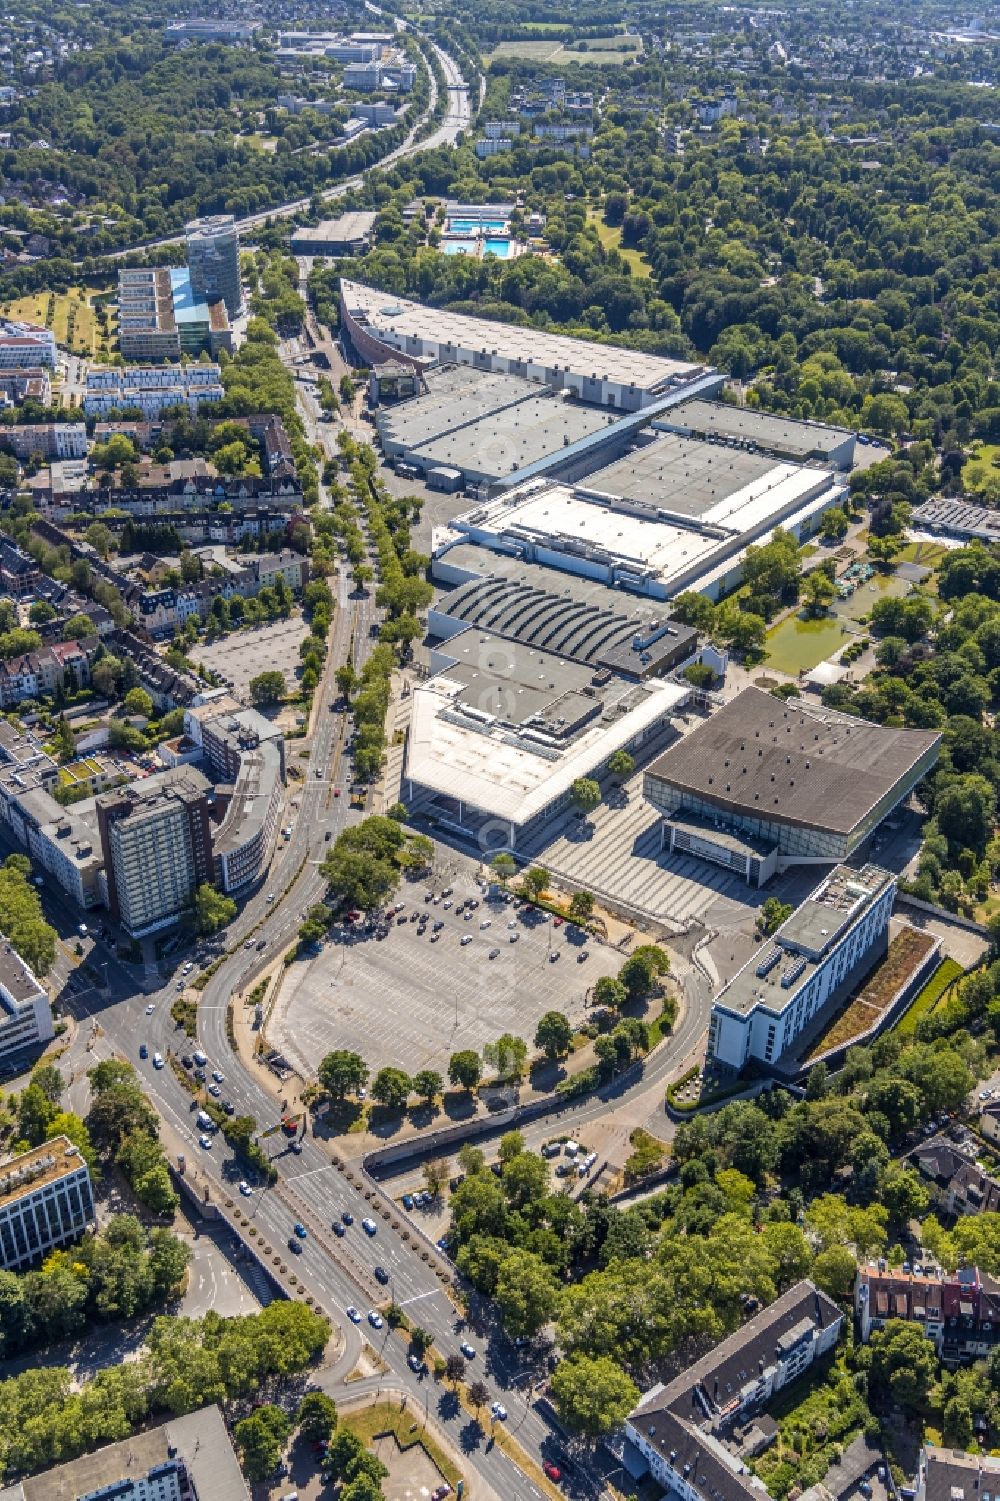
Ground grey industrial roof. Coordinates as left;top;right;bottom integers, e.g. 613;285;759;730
437;569;697;676
582;430;779;517
436;629;625;730
646;686;941;836
341;279;707;390
412;394;616;481
663;399;854;461
378;366;535;451
293;210;377;242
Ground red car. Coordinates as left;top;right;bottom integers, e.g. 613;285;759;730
334;787;341;797
553;916;564;928
543;1462;562;1482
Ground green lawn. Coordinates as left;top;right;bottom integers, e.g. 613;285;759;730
343;1398;462;1490
895;958;964;1037
963;443;1000;493
586;207;650;277
897;540;948;568
489;36;641;64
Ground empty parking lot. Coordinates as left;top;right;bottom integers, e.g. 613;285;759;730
268;877;623;1079
189;617;309;700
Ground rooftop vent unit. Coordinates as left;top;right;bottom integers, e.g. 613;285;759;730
781;958;807;989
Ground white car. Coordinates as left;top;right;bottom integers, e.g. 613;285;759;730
346;1306;362;1323
145;1003;155;1014
199;1135;213;1149
368;1310;384;1329
460;935;472;946
491;1402;508;1421
152;1052;164;1069
507;920;517;930
239;1180;253;1197
362;1218;377;1235
212;1069;225;1083
480;919;491;929
208;1083;221;1097
460;1341;476;1359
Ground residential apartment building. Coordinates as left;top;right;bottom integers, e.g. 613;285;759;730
0;366;51;405
0;319;56;369
0;635;97;708
0;422;87;460
855;1262;1000;1364
909;1135;1000;1217
0;938;52;1066
97;766;214;936
132;549;308;637
626;1282;843;1499
84;364;224;418
186;215;243;319
707;864;896;1073
0;725;105;909
212;740;283;892
917;1446;1000;1501
0;1404;251;1501
476;138;513;158
195;705;286;782
0;534;40;595
0;1136;95;1271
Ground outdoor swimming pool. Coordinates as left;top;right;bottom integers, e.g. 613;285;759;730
442;239;478;256
483;238;511;257
448;217;507;234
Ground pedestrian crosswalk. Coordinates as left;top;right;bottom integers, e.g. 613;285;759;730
524;783;745;931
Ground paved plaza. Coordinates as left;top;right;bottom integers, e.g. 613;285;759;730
269;876;623;1079
520;774;780;934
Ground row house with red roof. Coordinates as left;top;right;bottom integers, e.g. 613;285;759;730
855;1262;1000;1365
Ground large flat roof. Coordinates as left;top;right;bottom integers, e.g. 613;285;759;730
662;398;855;462
0;939;44;1006
463;484;724;577
408;628;688;824
413;394;615;481
341;278;706;391
213;741;281;855
646;686;941;837
0;1137;87;1214
585;430;780;517
379;366;536;450
293;211;377;243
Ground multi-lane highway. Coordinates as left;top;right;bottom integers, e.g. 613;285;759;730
99;39;470;258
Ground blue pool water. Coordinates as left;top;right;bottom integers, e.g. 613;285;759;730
442;238;478;256
483;238;511;258
448;217;506;234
